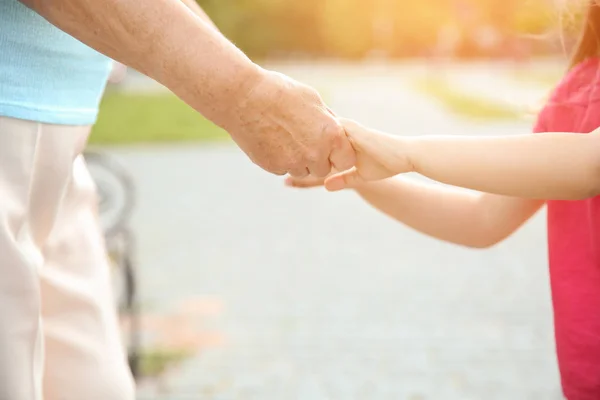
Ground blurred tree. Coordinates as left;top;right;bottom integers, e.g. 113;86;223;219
193;0;574;60
391;0;453;57
198;0;324;59
319;0;374;58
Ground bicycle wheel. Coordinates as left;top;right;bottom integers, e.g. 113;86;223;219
84;150;135;238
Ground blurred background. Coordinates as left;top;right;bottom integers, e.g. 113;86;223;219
89;0;583;399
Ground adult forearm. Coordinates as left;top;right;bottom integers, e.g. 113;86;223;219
179;0;218;30
25;0;262;126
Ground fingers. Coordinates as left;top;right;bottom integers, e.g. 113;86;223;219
324;167;363;191
284;175;325;188
288;167;310;178
329;138;355;171
326;119;356;172
338;118;366;145
290;115;361;179
307;156;332;178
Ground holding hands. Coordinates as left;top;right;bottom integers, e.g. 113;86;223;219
286;118;414;190
226;70;358;178
289;114;600;201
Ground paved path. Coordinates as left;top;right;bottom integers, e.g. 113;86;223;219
104;61;564;399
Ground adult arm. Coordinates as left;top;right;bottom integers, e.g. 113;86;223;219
21;0;355;176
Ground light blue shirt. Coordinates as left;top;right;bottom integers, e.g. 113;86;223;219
0;0;112;125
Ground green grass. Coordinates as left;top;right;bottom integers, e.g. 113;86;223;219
138;348;193;378
89;91;229;145
412;77;521;121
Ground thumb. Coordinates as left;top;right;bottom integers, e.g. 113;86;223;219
324;167;363;191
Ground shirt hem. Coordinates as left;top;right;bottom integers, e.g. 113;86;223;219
0;102;98;126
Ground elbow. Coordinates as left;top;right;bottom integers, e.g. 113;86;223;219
458;218;509;249
456;209;507;249
466;241;494;250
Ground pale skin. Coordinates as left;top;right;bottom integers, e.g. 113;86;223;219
178;0;217;29
20;0;355;177
287;118;600;248
108;0;217;81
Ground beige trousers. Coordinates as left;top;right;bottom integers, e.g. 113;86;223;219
0;116;135;399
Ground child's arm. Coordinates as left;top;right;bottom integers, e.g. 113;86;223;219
327;119;600;201
287;176;543;248
355;179;543;248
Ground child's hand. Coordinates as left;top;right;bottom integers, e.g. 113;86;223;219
324;118;412;191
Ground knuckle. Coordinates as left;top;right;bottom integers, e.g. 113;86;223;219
305;150;321;164
287;154;303;169
300;84;322;101
286;158;305;171
323;121;344;141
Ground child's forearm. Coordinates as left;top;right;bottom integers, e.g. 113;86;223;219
354;178;542;248
355;179;484;247
403;131;600;200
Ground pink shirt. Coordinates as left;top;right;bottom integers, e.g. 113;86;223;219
535;58;600;399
